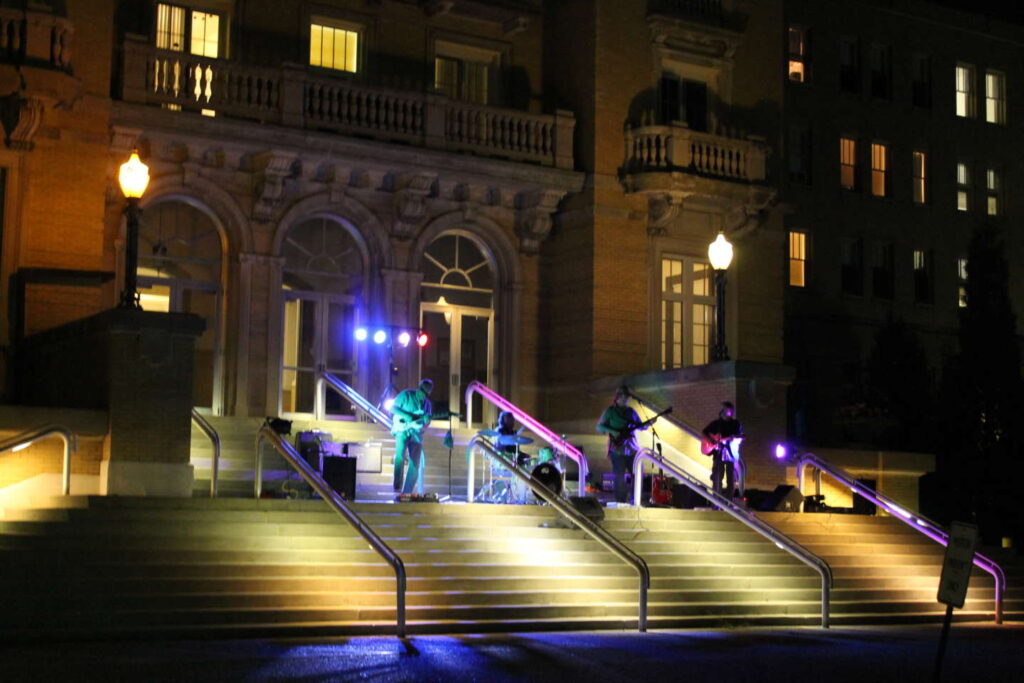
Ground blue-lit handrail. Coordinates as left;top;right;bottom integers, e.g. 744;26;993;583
0;425;77;495
633;448;832;628
795;451;1005;624
464;381;588;496
191;408;221;498
320;373;393;428
255;424;407;638
468;434;650;632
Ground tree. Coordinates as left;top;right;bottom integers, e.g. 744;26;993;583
864;316;934;451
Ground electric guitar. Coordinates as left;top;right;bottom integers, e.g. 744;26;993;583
700;433;740;456
392;407;460;433
611;406;673;448
651;471;674;506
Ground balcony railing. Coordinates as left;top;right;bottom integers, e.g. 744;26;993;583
121;37;574;169
623;123;768;183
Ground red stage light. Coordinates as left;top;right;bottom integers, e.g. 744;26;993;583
416;332;429;347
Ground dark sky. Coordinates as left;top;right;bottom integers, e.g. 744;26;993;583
925;0;1024;24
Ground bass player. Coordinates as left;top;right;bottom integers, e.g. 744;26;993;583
701;401;744;499
597;386;651;505
390;378;435;496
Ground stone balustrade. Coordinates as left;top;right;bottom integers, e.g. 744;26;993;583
0;8;74;71
122;37;574;169
624;123;768;183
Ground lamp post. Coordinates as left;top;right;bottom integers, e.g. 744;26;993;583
117;150;150;309
708;231;733;362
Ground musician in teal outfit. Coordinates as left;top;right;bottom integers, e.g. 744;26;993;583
390;378;434;495
597;386;648;504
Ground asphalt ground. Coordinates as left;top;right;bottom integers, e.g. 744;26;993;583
2;624;1021;682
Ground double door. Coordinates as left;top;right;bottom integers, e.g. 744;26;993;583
281;291;357;419
419;302;493;425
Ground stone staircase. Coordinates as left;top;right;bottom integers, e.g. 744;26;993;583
1;495;1018;641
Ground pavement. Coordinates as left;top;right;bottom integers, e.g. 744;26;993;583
2;624;1021;682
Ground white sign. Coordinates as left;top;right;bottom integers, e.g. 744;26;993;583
937;521;979;608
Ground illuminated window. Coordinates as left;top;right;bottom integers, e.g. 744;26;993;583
156;4;220;57
912;53;932;108
913;249;933;304
957;257;968;308
156;3;185;51
913;151;927;204
789;231;807;287
957;162;970;211
956;63;975;118
986;70;1006;124
310;19;360;73
435;41;499;106
841;238;863;296
839;37;859;93
872;242;894;300
190;10;219;57
986;168;1001;216
870;143;888;197
869;44;891;100
840;137;857;190
661;257;715;368
788;26;807;82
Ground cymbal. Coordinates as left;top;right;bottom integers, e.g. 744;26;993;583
496;434;533;446
477;429;502;437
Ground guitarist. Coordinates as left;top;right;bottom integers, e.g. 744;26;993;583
701;401;744;499
597;386;650;505
390;378;435;496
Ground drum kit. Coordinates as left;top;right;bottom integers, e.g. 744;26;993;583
476;429;563;504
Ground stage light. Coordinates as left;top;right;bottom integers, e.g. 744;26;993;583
383;397;396;411
354;327;368;341
397;331;411;347
416;332;429;347
774;443;787;459
373;330;387;344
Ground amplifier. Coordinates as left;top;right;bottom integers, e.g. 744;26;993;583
322;456;356;501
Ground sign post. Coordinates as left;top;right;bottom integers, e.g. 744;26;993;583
933;521;979;683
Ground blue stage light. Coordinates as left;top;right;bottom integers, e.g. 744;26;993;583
354;327;368;341
373;329;387;344
397;331;411;347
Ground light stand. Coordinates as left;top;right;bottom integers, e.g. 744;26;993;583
707;232;733;363
117;150;150;310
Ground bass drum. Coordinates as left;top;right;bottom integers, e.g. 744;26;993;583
530;461;563;502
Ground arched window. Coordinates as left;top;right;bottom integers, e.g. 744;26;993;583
137;200;224;410
279;217;364;418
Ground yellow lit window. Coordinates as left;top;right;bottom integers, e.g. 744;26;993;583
190;11;220;58
913;151;927;204
956;64;975;118
840;137;856;190
986;168;1000;216
986;70;1006;124
957;257;968;308
789;231;806;287
660;257;715;369
310;21;359;73
957;162;970;212
871;143;888;197
788;26;807;82
156;3;185;51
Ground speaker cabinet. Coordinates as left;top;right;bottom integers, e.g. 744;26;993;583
323;456;357;501
760;484;804;512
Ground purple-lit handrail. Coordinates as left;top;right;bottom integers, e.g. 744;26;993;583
633;448;832;628
469;435;650;631
0;425;77;496
795;451;1005;624
465;381;587;496
320;373;393;429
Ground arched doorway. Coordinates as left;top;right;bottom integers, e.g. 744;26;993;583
137;199;224;411
279;216;364;419
419;232;494;422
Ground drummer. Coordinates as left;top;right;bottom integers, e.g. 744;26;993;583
494;410;532;467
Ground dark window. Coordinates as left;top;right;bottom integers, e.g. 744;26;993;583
841;239;864;296
788;125;812;184
839;37;860;93
869;44;892;100
912;53;932;108
872;243;894;299
660;74;708;132
913;249;933;304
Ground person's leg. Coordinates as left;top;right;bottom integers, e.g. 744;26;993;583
393;431;407;492
724;456;736;499
612;452;627;503
624;453;635;504
711;452;724;496
401;439;423;495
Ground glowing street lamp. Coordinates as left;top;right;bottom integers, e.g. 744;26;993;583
708;232;733;362
117;150;150;309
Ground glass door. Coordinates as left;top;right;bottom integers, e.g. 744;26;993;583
420;302;493;425
281;291;357;419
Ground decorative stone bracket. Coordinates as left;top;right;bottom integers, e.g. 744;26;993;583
392;172;437;240
514;189;566;254
0;93;44;150
253;151;299;222
647;193;686;236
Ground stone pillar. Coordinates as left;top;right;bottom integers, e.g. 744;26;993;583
16;309;205;497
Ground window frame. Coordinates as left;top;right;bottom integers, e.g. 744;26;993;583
911;53;932;108
788;231;808;288
870;142;889;197
985;69;1007;124
659;255;716;369
956;63;976;118
840;136;857;191
787;25;809;83
868;43;892;100
841;238;864;296
155;2;225;58
956;161;971;212
839;36;860;94
913;248;934;304
912;150;927;204
986;167;1002;216
309;16;363;74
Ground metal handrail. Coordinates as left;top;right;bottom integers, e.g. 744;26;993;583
255;424;407;637
465;381;588;496
795;451;1006;624
468;435;650;632
0;425;77;495
320;373;393;427
633;448;833;628
191;409;221;498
